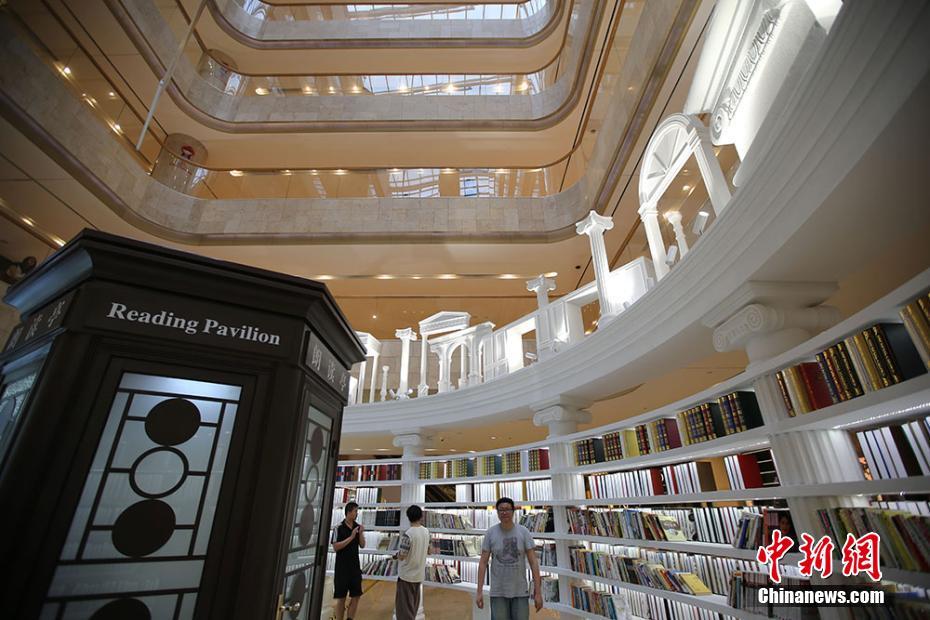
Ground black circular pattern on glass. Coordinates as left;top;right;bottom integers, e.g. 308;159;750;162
298;504;315;546
129;447;190;499
303;465;321;504
112;499;176;557
286;572;307;620
145;398;200;446
90;598;151;620
309;426;325;463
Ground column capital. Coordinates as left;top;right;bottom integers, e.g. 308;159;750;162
575;210;614;236
531;396;592;430
395;327;418;342
702;281;840;365
663;210;682;225
637;201;659;217
392;431;431;449
526;275;557;295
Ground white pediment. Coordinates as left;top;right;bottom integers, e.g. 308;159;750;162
419;311;471;336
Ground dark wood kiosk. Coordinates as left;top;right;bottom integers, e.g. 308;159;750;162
0;230;364;620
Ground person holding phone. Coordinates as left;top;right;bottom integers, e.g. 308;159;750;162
332;502;365;620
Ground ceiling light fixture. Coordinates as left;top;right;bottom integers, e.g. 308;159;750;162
376;274;393;279
316;275;333;280
490;436;497;440
439;274;458;279
254;87;269;96
372;314;378;319
398;83;409;93
302;86;314;95
281;169;292;175
376;448;389;451
517;81;529;91
108;91;116;98
60;66;71;76
229;170;244;177
111;123;121;134
499;274;518;279
353;448;361;451
334;169;348;175
682;184;692;191
21;217;34;226
51;236;65;247
441;168;456;174
544;271;558;278
328;86;335;93
445;83;455;94
495;169;507;174
351;86;361;93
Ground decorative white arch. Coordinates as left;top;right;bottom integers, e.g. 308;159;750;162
638;113;732;280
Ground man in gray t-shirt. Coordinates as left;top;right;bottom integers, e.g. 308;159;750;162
476;497;543;619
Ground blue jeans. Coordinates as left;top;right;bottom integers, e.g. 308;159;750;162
490;596;529;620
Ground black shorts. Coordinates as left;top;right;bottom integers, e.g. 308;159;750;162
333;570;363;599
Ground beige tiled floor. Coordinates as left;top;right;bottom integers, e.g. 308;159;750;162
320;577;560;619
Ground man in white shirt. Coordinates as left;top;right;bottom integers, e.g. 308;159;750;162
395;504;430;620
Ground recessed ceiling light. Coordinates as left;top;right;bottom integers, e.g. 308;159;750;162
439;274;458;279
450;449;457;452
468;450;476;454
108;91;115;98
376;274;393;280
682;184;692;191
60;66;71;76
328;86;335;93
351;86;360;93
411;275;422;280
51;236;65;247
334;169;348;175
445;83;455;94
302;86;314;95
517;81;529;91
441;168;456;174
353;448;361;451
495;169;507;174
229;170;244;177
376;448;389;451
425;448;437;451
281;169;292;175
316;275;333;280
490;436;497;440
372;314;378;319
627;86;634;91
544;271;558;278
254;87;269;96
499;274;518;279
21;217;34;226
398;84;409;93
111;123;121;134
698;211;709;217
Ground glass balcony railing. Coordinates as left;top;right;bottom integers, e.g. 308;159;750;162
229;1;550;23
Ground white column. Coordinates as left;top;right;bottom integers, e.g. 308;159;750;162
458;344;467;388
691;126;732;215
532;398;592;619
355;360;368;404
379;365;389;401
434;342;453;393
467;334;483;385
395;328;417;399
638;202;670;281
392;432;428;620
575;210;621;321
526;275;557;360
417;335;430;397
664;210;689;256
368;353;380;403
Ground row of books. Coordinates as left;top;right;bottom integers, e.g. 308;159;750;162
817;506;930;572
900;293;930;370
528;448;550;471
424;510;474;531
652;418;683;452
352;487;381;504
775;322;925;417
357;509;401;527
723;450;777;490
336;463;401;482
520;509;553;533
732;508;792;550
574;429;650;467
856;416;930;480
569;582;632;620
569;545;713;596
727;571;817;620
536;576;559;602
362;557;397;577
567;507;687;542
425;563;461;584
367;532;400;552
678;391;764;446
453;479;554;502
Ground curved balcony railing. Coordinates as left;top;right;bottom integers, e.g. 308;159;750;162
228;1;550;23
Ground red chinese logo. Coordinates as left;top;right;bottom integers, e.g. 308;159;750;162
757;531;883;582
841;532;882;581
798;534;834;578
756;529;795;583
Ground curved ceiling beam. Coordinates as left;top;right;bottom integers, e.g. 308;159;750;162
204;0;568;50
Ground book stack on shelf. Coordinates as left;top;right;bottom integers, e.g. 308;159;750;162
424;510;475;531
526;478;553;501
634;425;652;456
569;582;632;619
357;509;401;527
472;482;497;502
732;508;792;550
354;487;381;504
901;293;930;368
503;450;522;474
678;401;726;445
432;535;481;557
372;532;401;553
537;575;560;602
334;487;352;504
567;507;689;542
362;557;397;577
336;463;401;482
425;562;461;584
528;447;550;471
775;322;926;417
575;437;607;466
520;509;553;533
499;480;525;501
419;460;451;480
453;457;477;478
622;429;644;458
855;415;930;480
817;505;930;572
717;391;764;435
536;541;558;567
650;418;683;452
728;571;817;619
723;449;779;490
479;454;503;476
